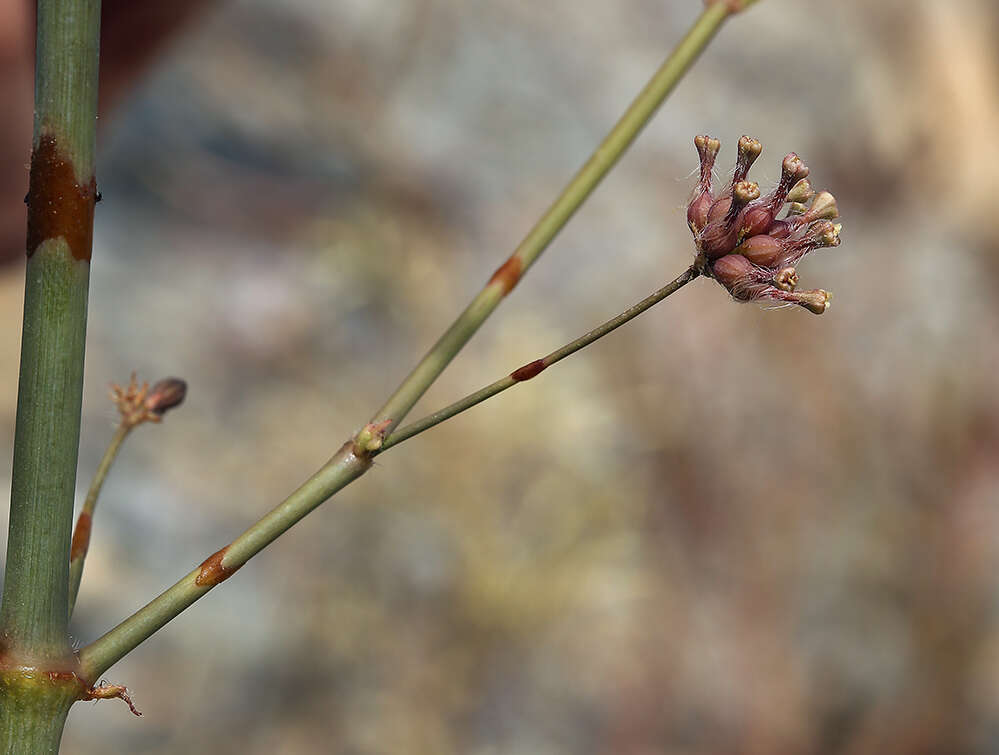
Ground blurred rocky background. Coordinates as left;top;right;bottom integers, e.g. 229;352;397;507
2;0;999;752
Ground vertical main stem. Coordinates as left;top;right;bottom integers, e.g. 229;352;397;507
1;0;101;666
2;252;91;657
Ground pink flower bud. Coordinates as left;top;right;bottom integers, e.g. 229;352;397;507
686;136;841;314
694;134;721;178
766;219;793;238
735;233;783;267
732;135;762;185
710;253;768;301
711;252;754;289
699;181;760;258
145;378;187;415
769;154;810;214
687;135;721;233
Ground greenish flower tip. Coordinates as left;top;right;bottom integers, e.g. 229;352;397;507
686;134;842;315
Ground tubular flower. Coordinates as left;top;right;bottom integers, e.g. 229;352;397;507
687;135;841;314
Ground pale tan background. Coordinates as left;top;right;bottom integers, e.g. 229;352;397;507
2;0;999;752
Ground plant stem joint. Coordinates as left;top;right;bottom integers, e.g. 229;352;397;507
25;133;97;262
488;255;524;297
511;359;547;382
195;547;239;587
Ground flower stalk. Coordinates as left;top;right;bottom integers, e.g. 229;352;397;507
377;266;699;453
68;375;188;615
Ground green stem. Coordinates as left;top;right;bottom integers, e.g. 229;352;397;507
0;676;76;755
1;0;101;664
77;267;699;681
77;443;372;682
0;0;101;750
76;4;746;682
367;1;732;434
68;423;133;617
378;267;699;452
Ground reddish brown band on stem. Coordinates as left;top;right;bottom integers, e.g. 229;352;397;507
511;359;546;382
195;546;240;587
488;255;524;297
69;512;92;562
25;134;97;261
45;670;82;684
705;0;746;11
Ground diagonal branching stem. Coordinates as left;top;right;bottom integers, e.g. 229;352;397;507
377;266;699;453
365;1;732;437
78;2;753;683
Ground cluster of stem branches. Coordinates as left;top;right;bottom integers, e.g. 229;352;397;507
1;1;764;749
76;2;742;682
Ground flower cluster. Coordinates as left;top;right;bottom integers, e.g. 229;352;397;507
686;135;840;314
110;373;187;428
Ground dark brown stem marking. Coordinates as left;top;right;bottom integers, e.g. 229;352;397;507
511;359;546;382
488;255;524;297
195;547;240;587
25;134;97;261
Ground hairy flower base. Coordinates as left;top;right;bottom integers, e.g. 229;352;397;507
711;253;830;314
686;134;841;314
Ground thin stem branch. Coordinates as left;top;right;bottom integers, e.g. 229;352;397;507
77;267;699;681
76;4;749;682
68;423;133;616
378;266;699;453
77;442;372;682
366;2;732;436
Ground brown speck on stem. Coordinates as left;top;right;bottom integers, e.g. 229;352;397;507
195;547;239;587
488;255;524;297
25;133;97;261
511;359;546;382
69;511;92;562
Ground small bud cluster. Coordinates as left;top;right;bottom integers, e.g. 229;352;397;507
110;373;187;428
686;135;841;314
